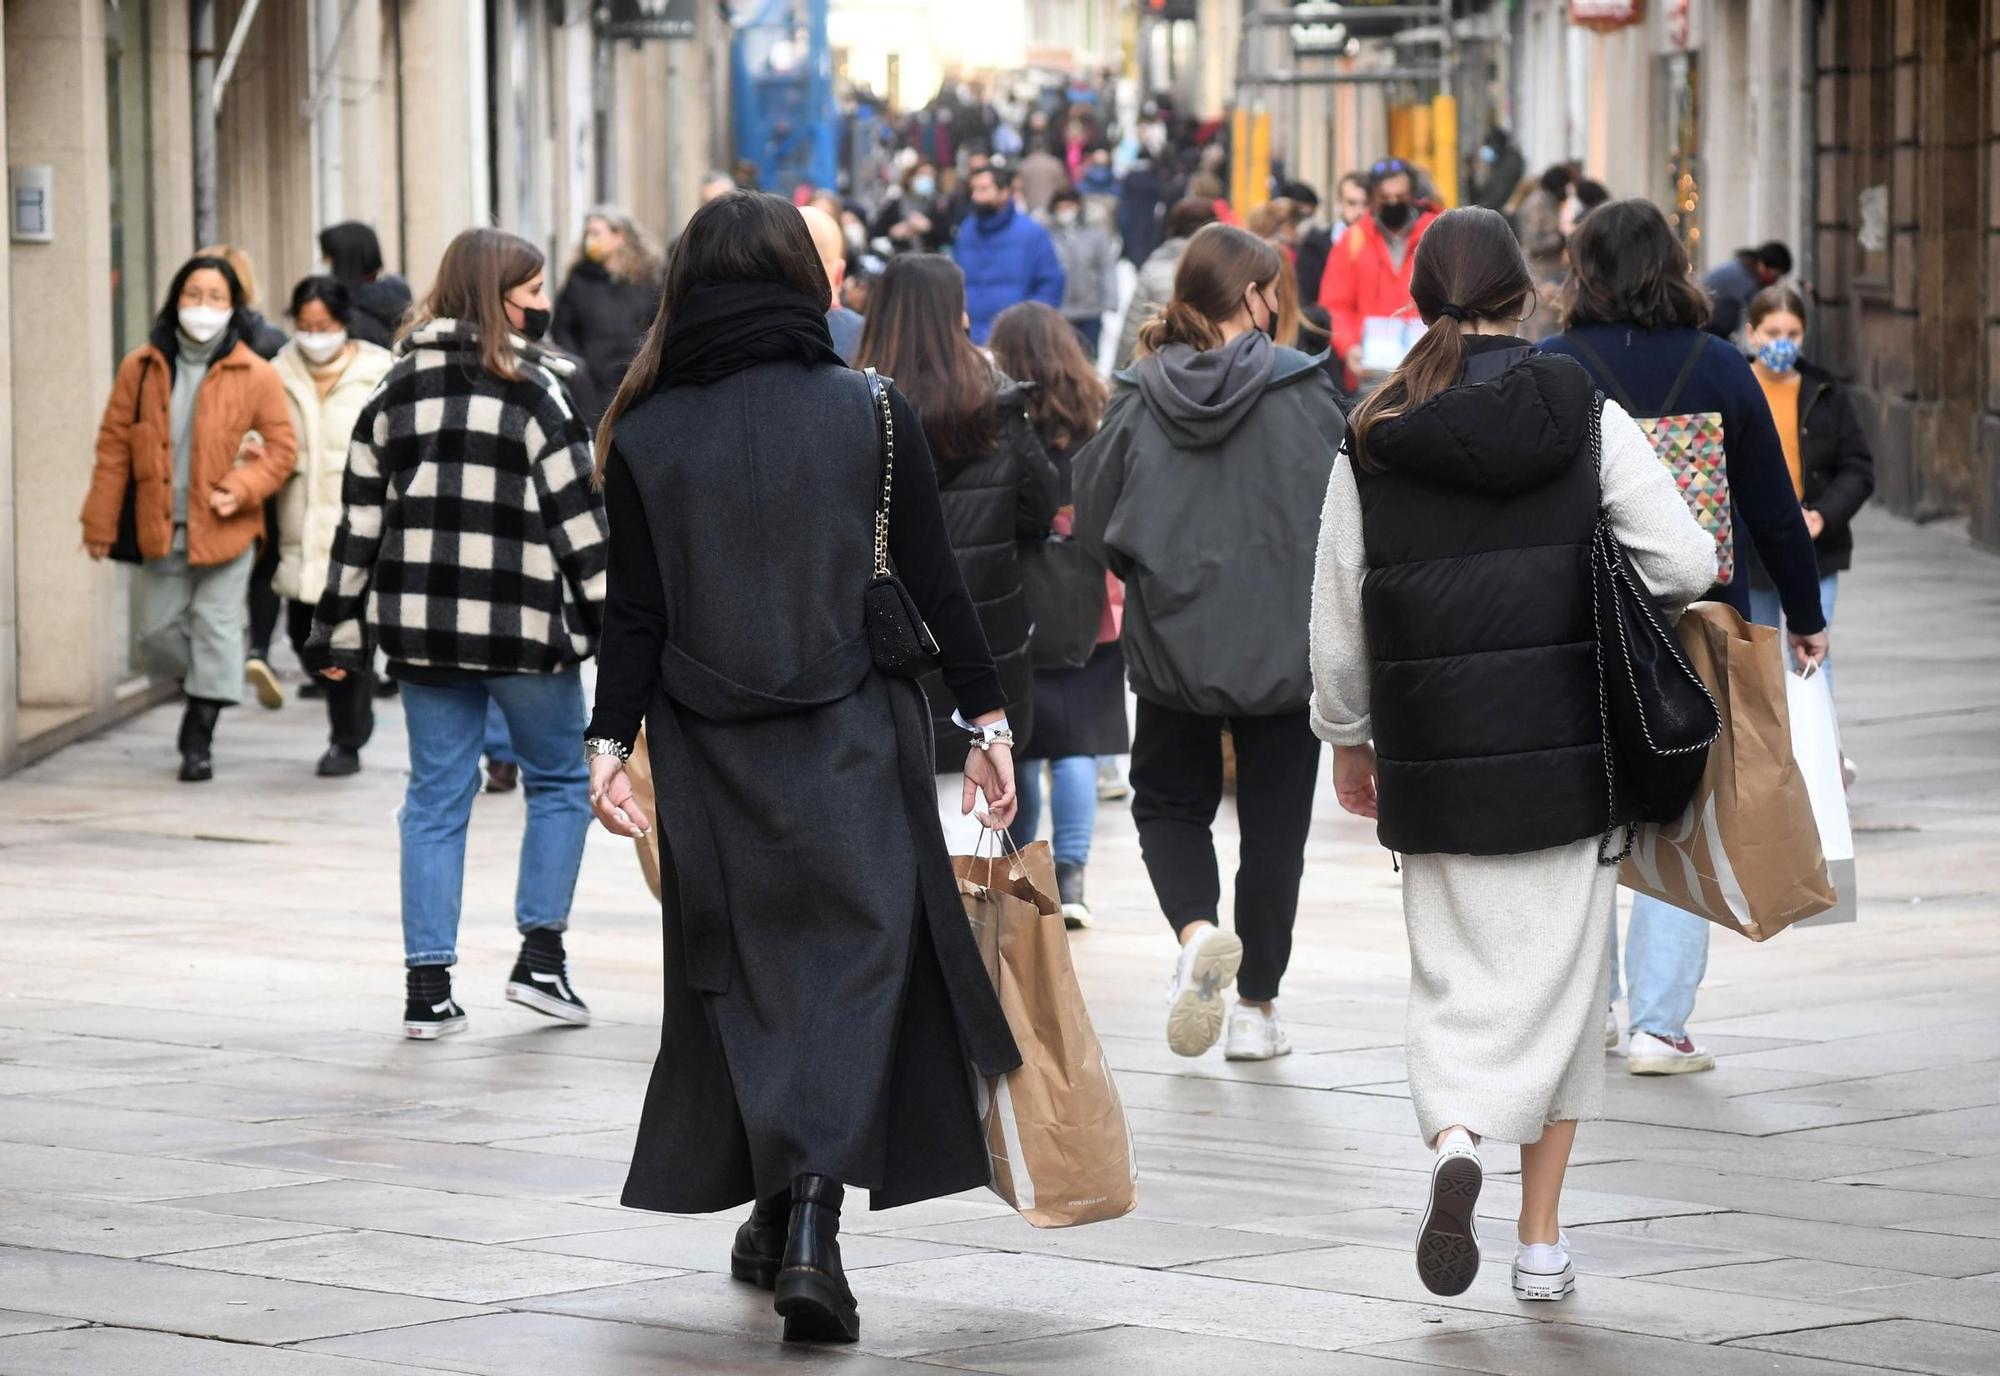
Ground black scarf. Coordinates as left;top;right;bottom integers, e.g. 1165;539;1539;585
655;281;843;390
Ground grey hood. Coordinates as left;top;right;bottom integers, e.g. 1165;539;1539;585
1132;332;1280;447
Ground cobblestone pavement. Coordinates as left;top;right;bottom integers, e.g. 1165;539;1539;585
1;509;1995;1375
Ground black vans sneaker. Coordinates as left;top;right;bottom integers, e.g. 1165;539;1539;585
404;965;467;1040
505;930;591;1026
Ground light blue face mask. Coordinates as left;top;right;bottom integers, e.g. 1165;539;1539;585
1757;336;1800;373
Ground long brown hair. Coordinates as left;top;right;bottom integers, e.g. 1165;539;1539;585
854;254;996;463
1349;207;1533;471
1137;223;1283;357
988;301;1109;452
593;190;831;476
408;227;545;382
574;204;663;286
1561;198;1711;332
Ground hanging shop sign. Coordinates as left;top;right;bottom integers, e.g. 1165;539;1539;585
1570;0;1642;32
596;0;695;40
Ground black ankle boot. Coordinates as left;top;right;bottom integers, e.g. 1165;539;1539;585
729;1189;791;1290
773;1174;857;1343
177;699;223;782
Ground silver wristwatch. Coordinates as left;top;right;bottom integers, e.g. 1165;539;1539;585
584;737;631;764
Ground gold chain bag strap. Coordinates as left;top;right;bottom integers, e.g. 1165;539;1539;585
862;368;942;677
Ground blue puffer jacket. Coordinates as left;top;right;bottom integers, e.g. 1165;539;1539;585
955;204;1066;344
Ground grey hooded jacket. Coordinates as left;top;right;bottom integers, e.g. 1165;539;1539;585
1072;332;1346;717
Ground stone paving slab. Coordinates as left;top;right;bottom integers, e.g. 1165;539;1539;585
0;1311;84;1339
1353;1322;1923;1375
1728;1319;2000;1376
155;1229;685;1304
917;1324;1462;1374
162;1179;659;1245
1188;1242;1883;1342
1568;1213;2000;1278
0;1326;432;1375
515;1216;980;1273
0;1245;493;1343
0;1187;338;1258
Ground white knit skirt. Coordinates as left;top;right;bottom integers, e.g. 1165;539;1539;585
1400;836;1617;1146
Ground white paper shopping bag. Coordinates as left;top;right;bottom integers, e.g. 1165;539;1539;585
1786;667;1856;926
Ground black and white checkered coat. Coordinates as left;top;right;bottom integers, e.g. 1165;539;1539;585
309;320;609;675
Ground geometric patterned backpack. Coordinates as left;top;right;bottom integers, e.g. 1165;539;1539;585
1566;333;1735;585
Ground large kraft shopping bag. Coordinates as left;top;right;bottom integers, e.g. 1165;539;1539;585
954;838;1138;1228
1620;603;1836;940
626;727;663;901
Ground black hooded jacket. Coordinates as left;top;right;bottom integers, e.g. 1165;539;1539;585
552;259;662;425
1354;340;1610;856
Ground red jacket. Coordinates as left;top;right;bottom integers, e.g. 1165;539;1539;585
1319;209;1440;389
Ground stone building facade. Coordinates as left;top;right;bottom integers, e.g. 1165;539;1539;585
1812;0;1997;546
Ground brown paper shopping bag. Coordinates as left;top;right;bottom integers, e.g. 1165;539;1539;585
625;727;663;902
1620;603;1835;940
954;838;1138;1228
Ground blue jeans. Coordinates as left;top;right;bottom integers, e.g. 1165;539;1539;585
1748;574;1839;693
1609;893;1711;1040
398;671;590;967
483;699;516;765
1014;756;1099;867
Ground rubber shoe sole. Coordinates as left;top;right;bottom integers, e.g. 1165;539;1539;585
403;1015;467;1040
1513;1259;1576;1301
730;1248;780;1290
1166;931;1244;1057
1415;1153;1483;1297
245;658;284;710
774;1269;859;1344
1628;1049;1714;1075
506;979;592;1026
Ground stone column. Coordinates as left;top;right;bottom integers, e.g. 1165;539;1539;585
5;0;119;720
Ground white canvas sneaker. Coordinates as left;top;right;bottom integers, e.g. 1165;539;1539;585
1604;1007;1622;1053
1627;1030;1715;1075
1512;1235;1576;1301
1415;1128;1483;1297
1223;1004;1293;1061
1164;926;1244;1057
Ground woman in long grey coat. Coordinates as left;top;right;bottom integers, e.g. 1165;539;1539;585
583;191;1022;1348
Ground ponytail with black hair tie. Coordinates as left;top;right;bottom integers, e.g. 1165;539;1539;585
1435;303;1468;322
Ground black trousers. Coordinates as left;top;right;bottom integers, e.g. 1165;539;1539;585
247;499;283;659
286;600;374;751
1129;699;1320;1003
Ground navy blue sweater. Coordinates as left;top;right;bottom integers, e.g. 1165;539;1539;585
1539;325;1826;635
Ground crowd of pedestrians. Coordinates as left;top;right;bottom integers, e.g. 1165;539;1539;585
74;80;1873;1347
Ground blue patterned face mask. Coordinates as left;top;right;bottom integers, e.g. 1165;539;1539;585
1758;337;1800;373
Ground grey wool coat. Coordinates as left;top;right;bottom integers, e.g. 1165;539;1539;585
604;361;1021;1214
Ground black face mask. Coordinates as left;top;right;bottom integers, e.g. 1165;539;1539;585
1377;201;1414;233
517;305;552;342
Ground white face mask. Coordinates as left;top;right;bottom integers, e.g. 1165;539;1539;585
179;305;231;343
295;329;348;364
1054;207;1079;227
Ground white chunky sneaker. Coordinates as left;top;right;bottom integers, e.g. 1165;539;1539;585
1415;1128;1482;1297
1164;926;1243;1057
1512;1235;1576;1301
1627;1030;1715;1075
1223;1004;1293;1061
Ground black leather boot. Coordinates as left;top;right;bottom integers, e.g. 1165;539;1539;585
177;699;223;782
729;1188;790;1290
772;1174;858;1343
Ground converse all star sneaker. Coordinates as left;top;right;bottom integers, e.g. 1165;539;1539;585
1512;1233;1576;1301
505;931;591;1026
1416;1128;1483;1297
1223;1003;1293;1061
1605;1007;1622;1052
1627;1030;1714;1075
1164;925;1243;1057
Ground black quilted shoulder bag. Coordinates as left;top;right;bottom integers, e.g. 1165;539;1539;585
1589;389;1722;862
862;368;942;677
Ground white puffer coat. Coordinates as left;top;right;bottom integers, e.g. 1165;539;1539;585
271;338;394;603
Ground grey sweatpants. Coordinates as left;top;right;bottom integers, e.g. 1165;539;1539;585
138;543;255;703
